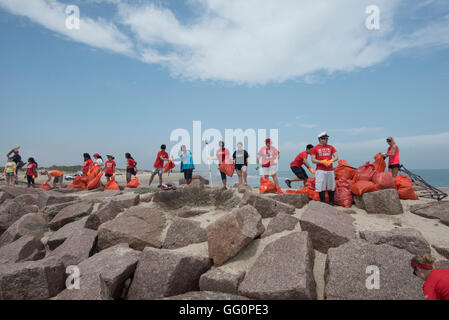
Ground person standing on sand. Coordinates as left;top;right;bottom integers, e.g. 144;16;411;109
382;137;400;177
25;157;38;188
233;142;249;186
93;153;104;169
6;147;24;184
41;170;64;188
104;155;116;182
125;153;137;183
174;145;195;185
256;138;280;191
149;145;169;188
411;254;449;300
285;144;315;188
3;157;16;186
208;141;231;190
310;132;338;205
82;153;93;178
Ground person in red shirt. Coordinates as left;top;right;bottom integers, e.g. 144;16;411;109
149;145;169;188
310;132;338;205
285;144;315;188
125;153;137;183
256;138;280;190
104;155;116;182
25;157;38;188
82;153;93;177
208;141;232;190
411;254;449;300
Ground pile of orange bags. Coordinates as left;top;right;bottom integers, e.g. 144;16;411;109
394;175;419;200
259;177;277;194
104;178;120;191
357;162;376;181
88;171;103;190
126;177;140;188
67;176;88;190
335;160;357;181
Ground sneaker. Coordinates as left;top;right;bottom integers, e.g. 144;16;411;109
285;179;291;188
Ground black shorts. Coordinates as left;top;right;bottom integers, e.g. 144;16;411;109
389;164;401;169
126;168;136;176
27;175;35;184
183;169;193;180
291;166;308;180
105;174;113;178
54;176;61;183
220;171;227;180
235;164;247;171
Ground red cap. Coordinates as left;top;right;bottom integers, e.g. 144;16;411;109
93;153;100;158
265;138;272;143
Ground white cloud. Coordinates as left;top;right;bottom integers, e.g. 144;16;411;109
334;127;386;135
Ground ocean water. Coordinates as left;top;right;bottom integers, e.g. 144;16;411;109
195;168;449;189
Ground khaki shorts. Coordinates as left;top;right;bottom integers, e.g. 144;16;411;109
315;170;335;192
152;168;163;177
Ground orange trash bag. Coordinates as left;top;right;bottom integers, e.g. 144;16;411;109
357;162;376;182
126;177;140;188
335;179;353;208
335;160;356;180
305;178;316;191
87;166;100;182
286;186;309;194
104;179;120;191
219;163;235;178
373;172;395;190
40;181;51;191
164;160;176;173
372;153;386;173
351;180;378;196
88;172;103;190
67;176;87;190
259;177;277;194
308;189;329;203
394;175;419;200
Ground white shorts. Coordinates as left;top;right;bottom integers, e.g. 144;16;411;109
315;170;335;192
259;165;278;176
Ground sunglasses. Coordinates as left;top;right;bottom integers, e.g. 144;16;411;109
320;137;329;140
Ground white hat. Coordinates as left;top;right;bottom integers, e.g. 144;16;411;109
318;131;329;138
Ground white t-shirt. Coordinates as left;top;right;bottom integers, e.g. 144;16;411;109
95;158;104;167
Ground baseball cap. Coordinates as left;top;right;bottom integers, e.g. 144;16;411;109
318;131;329;139
265;138;272;143
93;153;100;158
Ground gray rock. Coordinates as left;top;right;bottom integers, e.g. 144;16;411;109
49;201;94;231
85;200;123;230
176;207;209;218
37;191;78;210
238;185;252;194
353;195;365;210
162;218;207;249
299;201;356;253
153;186;211;210
261;213;299;238
101;193;140;209
362;189;404;215
435;260;449;269
140;193;153;203
163;291;249;300
80;190;122;202
199;269;245;294
433;245;449;260
0;191;11;205
238;232;316;300
0;185;38;198
52;243;141;300
127;247;212;300
239;192;295;218
359;228;431;256
179;175;210;185
207;205;264;266
97;207;167;251
410;201;449;226
42;200;81;222
324;240;424;300
47;217;88;250
265;193;310;209
0;199;39;235
0;256;66;300
0;236;45;263
0;212;48;246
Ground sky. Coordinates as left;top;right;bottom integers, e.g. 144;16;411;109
0;0;448;170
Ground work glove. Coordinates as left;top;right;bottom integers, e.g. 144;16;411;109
308;167;316;174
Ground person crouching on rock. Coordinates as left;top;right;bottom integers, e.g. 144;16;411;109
41;170;64;188
310;132;338;205
285;144;315;188
411;254;449;300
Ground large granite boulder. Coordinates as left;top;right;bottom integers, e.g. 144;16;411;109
435;260;449;269
238;232;316;300
0;185;38;198
47;216;88;250
207;205;264;266
0;256;66;300
239;192;295;218
265;193;310;209
360;228;431;256
127;247;212;300
179;175;209;185
199;269;245;295
101;193;140;209
261;213;299;238
152;186;211;209
97;207;167;251
361;189;404;215
410;201;449;226
325;240;424;300
176;207;209;218
37;191;78;210
0;236;45;264
0;199;39;235
79;190;122;202
162;291;249;300
0;191;11;205
433;245;449;260
42;200;81;222
0;212;48;246
162;218;207;249
85;200;123;230
299;201;356;253
49;201;94;231
52;243;141;300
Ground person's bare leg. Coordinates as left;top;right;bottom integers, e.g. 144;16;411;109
149;172;156;186
126;173;131;183
289;177;302;182
237;170;243;185
186;179;192;185
158;174;163;187
53;179;57;189
393;167;399;178
272;173;279;188
242;166;248;185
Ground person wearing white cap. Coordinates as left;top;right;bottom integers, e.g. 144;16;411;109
310;132;338;205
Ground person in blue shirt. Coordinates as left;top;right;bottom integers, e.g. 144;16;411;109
174;145;195;185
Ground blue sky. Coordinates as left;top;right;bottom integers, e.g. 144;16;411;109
0;0;448;170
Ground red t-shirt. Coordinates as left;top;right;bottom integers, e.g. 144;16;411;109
26;163;37;176
423;269;449;300
104;161;116;175
258;146;279;168
216;148;230;164
126;158;136;169
154;151;168;169
290;151;308;168
311;144;337;171
83;159;93;175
